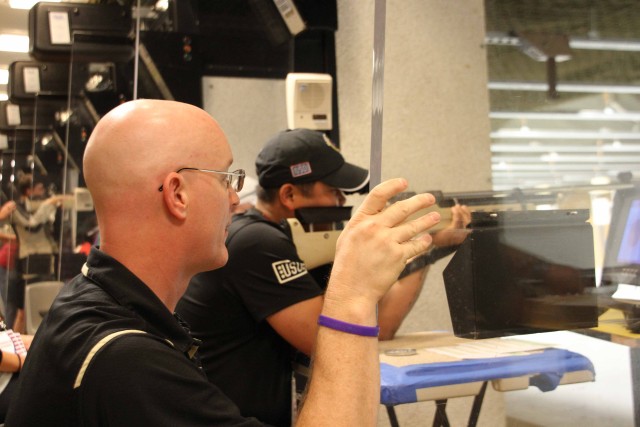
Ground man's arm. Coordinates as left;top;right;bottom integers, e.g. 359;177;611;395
267;296;323;356
0;201;16;221
267;271;427;352
377;266;429;340
10;197;64;228
268;206;470;352
296;179;439;426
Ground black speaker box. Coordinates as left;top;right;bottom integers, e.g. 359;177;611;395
8;61;91;101
0;100;62;133
29;2;133;62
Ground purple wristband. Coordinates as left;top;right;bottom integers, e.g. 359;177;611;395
317;315;380;337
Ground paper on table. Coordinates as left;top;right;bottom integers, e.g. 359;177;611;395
612;283;640;304
428;337;553;360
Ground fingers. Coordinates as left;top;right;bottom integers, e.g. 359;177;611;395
450;204;472;229
402;233;434;261
380;192;437;229
351;179;440;244
354;178;409;217
328;179;441;307
392;210;441;245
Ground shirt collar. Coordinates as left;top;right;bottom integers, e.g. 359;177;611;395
82;247;196;356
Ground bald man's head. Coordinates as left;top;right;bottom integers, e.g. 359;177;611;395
84;100;226;202
82;99;238;302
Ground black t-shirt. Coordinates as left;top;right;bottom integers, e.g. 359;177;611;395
177;208;324;427
6;248;268;427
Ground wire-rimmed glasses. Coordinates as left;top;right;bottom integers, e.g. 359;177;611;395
158;167;245;192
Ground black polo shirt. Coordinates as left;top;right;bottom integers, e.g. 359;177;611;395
5;247;267;427
177;208;324;427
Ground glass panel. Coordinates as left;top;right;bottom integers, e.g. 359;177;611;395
479;2;639;425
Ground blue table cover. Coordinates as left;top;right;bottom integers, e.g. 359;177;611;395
381;348;594;405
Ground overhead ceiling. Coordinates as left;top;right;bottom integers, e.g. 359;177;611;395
485;0;640;190
1;0;638;191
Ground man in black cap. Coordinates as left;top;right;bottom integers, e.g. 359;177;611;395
177;128;454;426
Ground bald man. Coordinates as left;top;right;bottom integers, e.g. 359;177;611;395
5;99;440;426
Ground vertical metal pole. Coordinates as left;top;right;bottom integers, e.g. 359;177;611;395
133;0;142;100
370;0;387;188
57;38;75;281
546;57;558;99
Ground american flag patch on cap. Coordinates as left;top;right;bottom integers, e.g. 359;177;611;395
290;162;312;178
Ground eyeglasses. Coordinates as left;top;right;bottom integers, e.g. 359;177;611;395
158;167;245;192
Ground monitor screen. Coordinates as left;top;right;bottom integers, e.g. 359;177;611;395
617;200;640;264
601;185;640;287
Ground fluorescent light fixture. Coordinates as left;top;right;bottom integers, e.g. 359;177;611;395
0;34;29;53
8;0;60;9
541;152;560;162
491;163;632;172
0;93;7;101
486;32;640;52
488;81;640;95
490;111;640;122
492;143;640;153
0;69;7;84
491;129;640;140
590;176;611;186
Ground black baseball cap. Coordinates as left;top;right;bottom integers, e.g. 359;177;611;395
256;129;370;193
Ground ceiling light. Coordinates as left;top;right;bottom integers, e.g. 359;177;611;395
155;0;169;12
55;109;72;125
488;81;640;94
0;34;29;53
590;176;611;186
8;0;60;9
486;32;640;52
0;69;7;85
41;134;53;147
0;94;7;101
491;129;640;140
490;111;640;122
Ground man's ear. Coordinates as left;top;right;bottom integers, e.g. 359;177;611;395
279;183;297;210
161;173;188;220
